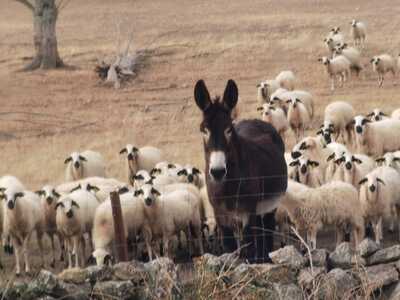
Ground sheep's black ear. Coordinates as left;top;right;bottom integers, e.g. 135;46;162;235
362;118;371;125
134;174;144;180
167;163;175;169
151;188;161;197
309;161;319;167
71;200;80;208
393;157;400;162
222;79;239;111
14;192;24;199
289;160;300;167
132;147;139;153
295;98;303;103
375;157;385;163
35;190;45;196
104;254;115;266
192;167;201;175
55;202;65;210
87;254;96;266
377;178;385;185
88;184;100;192
53;190;61;198
134;189;143;197
270;106;276;110
256;107;263;111
194;80;212;112
118;186;129;195
380;112;388;116
366;112;374;118
256;84;261;88
352;157;362;164
79;155;87;162
64;156;72;164
145;179;153;185
70;184;81;193
177;169;188;176
119;148;127;154
370;58;374;63
316;130;323;135
0;187;5;193
358;178;368;185
299;142;308;150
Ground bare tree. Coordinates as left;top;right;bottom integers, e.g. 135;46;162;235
14;0;70;70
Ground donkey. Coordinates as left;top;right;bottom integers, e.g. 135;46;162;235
194;79;288;263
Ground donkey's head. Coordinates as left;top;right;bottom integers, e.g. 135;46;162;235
194;79;238;182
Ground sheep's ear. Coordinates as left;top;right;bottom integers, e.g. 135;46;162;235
370;58;374;63
270;106;276;111
119;148;127;154
53;190;61;198
222;79;239;111
194;80;212;112
151;188;161;197
192;167;201;175
299;142;308;150
352;157;362;164
71;200;80;208
145;179;154;185
393;157;400;162
256;84;261;88
134;174;144;180
177;169;188;176
308;161;319;167
380;112;388;116
366;112;374;118
295;98;303;103
118;186;129;195
88;184;100;192
289;160;300;167
0;187;5;193
285;99;291;104
55;202;65;210
149;168;158;176
377;178;385;185
79;155;87;162
362;118;371;125
64;156;72;164
35;190;45;196
70;185;81;193
316;130;323;135
318;57;323;62
358;178;368;185
134;189;143;197
375;157;385;164
256;107;263;111
167;163;175;169
132;147;139;153
14;192;24;199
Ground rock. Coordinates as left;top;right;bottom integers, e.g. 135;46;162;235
298;267;325;290
358;238;380;258
360;263;399;291
57;265;112;285
195;252;239;274
58;281;91;300
269;246;307;269
318;268;358;299
25;270;67;299
367;245;400;265
273;283;303;300
144;257;178;299
310;249;329;268
92;281;139;300
383;281;400;300
329;242;356;269
2;282;29;300
231;263;297;286
112;260;148;282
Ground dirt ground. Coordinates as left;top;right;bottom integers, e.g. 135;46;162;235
0;0;400;279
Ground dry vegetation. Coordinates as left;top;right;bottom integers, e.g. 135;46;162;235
0;0;400;278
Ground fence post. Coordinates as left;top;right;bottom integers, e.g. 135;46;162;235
110;191;128;262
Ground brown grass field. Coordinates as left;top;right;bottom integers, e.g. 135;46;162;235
0;0;400;279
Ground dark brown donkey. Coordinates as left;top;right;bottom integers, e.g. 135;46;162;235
194;79;287;263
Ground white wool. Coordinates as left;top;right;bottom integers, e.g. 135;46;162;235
371;54;397;87
324;142;350;182
275;70;296;90
350;20;366;49
367;108;390;122
65;150;106;182
271;90;314;117
319;56;351;91
391;108;400;120
256;80;280;104
375;151;400;173
322;101;355;145
259;103;289;139
287;97;311;142
333;44;362;73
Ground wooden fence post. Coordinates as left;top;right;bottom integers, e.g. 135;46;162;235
110;191;128;262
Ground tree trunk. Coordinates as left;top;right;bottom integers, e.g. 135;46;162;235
25;0;63;70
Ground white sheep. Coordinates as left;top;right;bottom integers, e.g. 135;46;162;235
289;157;323;187
281;181;364;249
285;152;299;181
391;108;400;120
366;108;390;122
275;70;296;90
175;165;205;188
132;170;153;189
335;153;375;187
136;184;203;260
286;97;311;142
350;19;366;49
257;103;289;140
333;43;363;76
119;144;163;186
319;101;355;145
370;54;397;87
65;150;106;182
351;115;400;156
90;192;151;265
318;56;351;91
324;142;350;182
256;80;280;104
271;90;314;118
359;166;400;243
325;27;344;56
56;189;99;268
0;186;44;275
36;185;65;268
375;151;400;173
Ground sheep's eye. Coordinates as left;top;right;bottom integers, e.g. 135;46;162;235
225;126;233;139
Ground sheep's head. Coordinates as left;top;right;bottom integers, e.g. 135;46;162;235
0;187;24;210
317;121;334;144
55;198;80;219
119;144;139;161
331;26;340;34
376;153;400;168
177;166;202;185
36;185;61;206
135;184;160;207
65;152;87;170
370;57;380;66
290;158;319;184
351;115;370;136
367;109;387;122
291;137;318;159
286;97;302;109
89;249;114;266
335;153;362;171
318;56;330;65
133;170;152;188
351;19;357;27
359;176;385;195
256;82;269;99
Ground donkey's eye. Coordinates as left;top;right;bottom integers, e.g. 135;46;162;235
225;126;233;138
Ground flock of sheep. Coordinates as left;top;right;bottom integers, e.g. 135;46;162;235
256;20;400;252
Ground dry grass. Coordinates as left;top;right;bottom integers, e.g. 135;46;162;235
1;0;400;278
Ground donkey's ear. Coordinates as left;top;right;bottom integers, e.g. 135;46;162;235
222;79;238;111
194;80;212;112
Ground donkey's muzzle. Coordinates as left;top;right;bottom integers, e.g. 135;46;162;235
210;168;227;181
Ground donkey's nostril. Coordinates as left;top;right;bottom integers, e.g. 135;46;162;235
210;168;226;181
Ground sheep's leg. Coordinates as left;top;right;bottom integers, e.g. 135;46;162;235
308;229;317;249
57;233;65;262
22;234;32;274
162;235;170;258
12;236;22;276
49;234;56;268
72;236;80;268
36;230;45;268
80;236;86;266
336;228;344;246
66;238;73;269
379;75;383;87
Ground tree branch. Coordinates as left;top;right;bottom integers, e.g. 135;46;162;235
14;0;34;11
